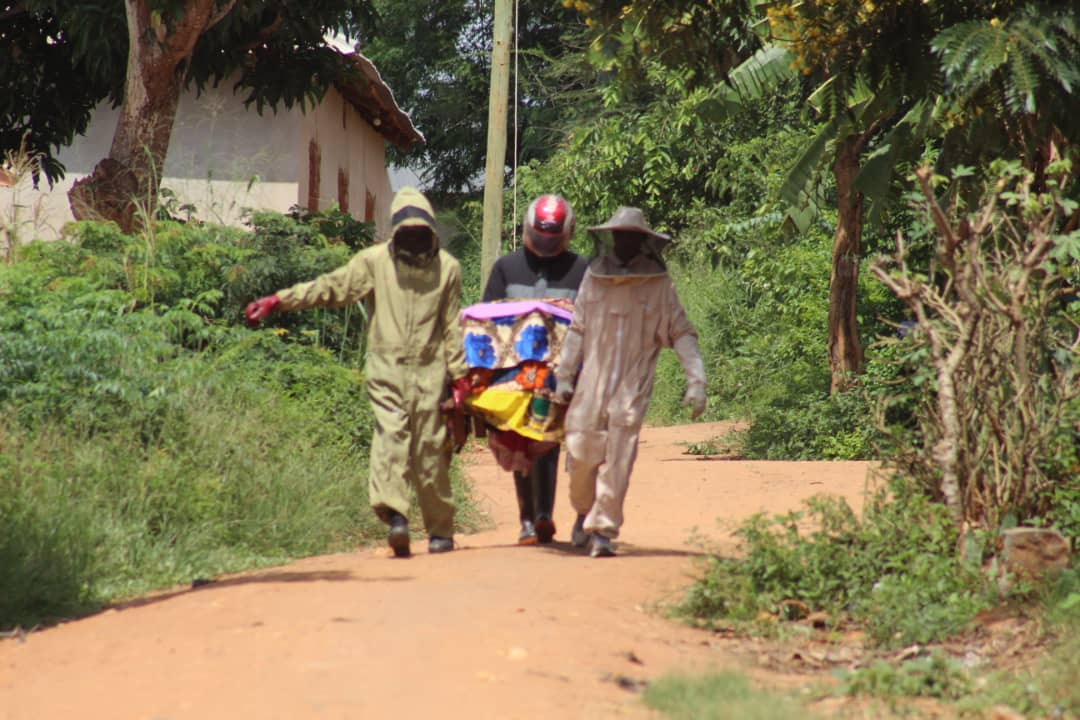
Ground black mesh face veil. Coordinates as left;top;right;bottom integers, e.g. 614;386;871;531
612;231;645;264
389;187;439;266
586;207;671;267
590;230;666;266
392;226;437;266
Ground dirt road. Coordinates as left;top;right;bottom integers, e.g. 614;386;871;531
0;422;876;720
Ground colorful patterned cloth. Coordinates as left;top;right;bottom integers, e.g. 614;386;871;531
461;299;573;371
460;299;573;450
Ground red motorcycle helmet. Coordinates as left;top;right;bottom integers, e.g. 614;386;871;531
523;194;575;257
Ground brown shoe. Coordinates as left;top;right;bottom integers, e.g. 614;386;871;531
534;516;556;544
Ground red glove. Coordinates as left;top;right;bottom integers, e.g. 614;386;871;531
451;376;472;409
244;294;281;328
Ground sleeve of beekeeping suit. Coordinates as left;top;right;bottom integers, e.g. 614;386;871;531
275;248;375;312
674;333;706;420
554;271;592;402
665;280;706;420
442;259;469;381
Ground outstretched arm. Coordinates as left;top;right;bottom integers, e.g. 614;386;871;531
245;251;375;327
673;333;706;419
275;251;374;312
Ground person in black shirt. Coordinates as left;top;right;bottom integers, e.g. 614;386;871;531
482;194;589;544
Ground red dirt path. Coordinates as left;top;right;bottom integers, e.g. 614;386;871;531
0;421;877;720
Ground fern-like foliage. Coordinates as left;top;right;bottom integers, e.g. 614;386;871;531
933;6;1080;135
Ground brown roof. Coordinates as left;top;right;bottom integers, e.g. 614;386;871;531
336;52;424;151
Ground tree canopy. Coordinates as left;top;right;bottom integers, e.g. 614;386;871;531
1;2;127;183
361;0;586;195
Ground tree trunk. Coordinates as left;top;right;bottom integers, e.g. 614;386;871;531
827;134;865;393
933;345;965;527
68;0;225;232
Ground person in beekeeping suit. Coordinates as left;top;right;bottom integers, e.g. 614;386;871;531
482;194;589;545
554;206;707;558
244;187;471;558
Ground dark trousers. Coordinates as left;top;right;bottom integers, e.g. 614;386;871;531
514;445;559;522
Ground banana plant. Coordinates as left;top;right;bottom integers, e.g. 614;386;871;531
702;44;917;391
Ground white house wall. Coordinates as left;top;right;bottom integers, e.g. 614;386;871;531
3;82;395;242
299;87;394;242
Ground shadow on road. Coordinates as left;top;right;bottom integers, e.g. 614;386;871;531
107;569;413;613
461;541;707;559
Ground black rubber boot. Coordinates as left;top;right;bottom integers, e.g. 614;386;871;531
386;510;410;558
533;449;558;543
513;471;537;545
534;515;555;544
428;536;454;553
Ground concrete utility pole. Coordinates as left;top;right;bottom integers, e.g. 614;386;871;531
480;0;512;282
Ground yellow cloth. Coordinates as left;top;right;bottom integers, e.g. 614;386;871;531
465;389;559;442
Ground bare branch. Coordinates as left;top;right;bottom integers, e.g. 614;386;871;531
915;166;958;253
206;0;239;31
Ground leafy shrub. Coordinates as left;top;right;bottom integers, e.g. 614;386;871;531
1050;468;1080;543
839;652;972;701
870;161;1080;533
645;220;891;462
60;211;372;361
741;386;876;460
679;478;994;647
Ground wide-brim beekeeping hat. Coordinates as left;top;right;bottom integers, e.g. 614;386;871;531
587;206;671;244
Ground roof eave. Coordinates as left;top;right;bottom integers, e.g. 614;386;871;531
335;52;424;152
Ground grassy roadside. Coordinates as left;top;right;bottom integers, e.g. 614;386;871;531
643;481;1080;719
645;595;1080;719
0;216;485;630
644;671;810;720
0;352;486;630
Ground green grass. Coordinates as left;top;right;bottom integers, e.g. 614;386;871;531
644;671;811;720
838;652;972;702
0;365;486;630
